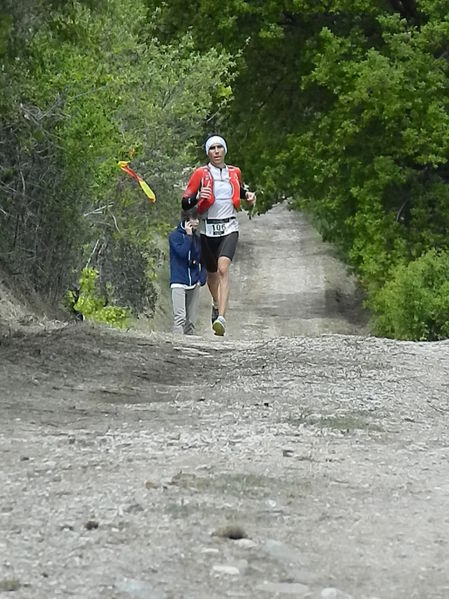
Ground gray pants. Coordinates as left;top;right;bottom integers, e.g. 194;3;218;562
171;286;200;335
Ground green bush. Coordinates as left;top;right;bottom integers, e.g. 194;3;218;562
371;249;449;341
66;267;130;329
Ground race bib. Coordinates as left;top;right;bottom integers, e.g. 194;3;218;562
202;218;238;237
205;221;226;236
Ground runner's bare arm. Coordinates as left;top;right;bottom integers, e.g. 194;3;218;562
245;191;256;206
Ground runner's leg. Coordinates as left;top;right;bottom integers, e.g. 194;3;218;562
201;232;237;322
201;234;220;309
206;271;219;307
216;232;238;318
217;256;231;317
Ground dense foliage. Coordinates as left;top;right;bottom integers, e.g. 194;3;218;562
1;0;448;338
0;0;232;316
372;249;449;340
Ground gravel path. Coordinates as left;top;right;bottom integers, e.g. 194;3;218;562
1;206;448;599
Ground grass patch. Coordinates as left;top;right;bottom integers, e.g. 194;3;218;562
288;411;383;433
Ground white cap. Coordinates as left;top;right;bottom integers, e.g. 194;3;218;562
205;135;227;155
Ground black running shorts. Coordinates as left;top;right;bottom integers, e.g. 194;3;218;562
200;232;239;273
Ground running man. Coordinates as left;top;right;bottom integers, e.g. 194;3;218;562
181;135;256;336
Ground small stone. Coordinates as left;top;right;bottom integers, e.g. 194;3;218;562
212;565;240;576
0;579;21;592
263;539;304;568
85;519;99;530
257;581;310;595
321;587;354;599
144;479;158;489
115;577;163;599
235;538;257;548
125;503;144;514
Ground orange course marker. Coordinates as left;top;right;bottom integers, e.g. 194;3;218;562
118;161;156;203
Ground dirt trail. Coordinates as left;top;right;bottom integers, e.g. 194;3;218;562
1;206;449;599
196;203;367;338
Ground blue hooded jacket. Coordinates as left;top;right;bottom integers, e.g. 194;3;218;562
169;223;206;287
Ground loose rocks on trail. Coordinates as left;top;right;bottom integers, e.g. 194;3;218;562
1;205;448;599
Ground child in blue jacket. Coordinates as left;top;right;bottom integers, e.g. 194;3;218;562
169;206;206;334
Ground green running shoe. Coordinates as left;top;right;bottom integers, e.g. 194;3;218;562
212;315;226;336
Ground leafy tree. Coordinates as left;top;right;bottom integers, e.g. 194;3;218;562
0;0;232;315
